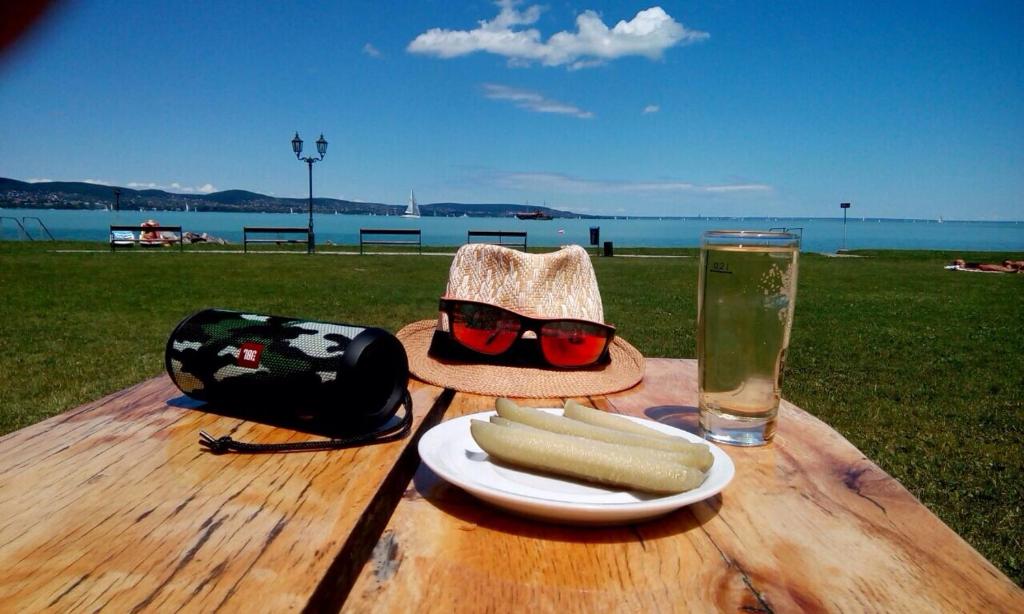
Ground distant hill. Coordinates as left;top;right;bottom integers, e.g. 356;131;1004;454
0;178;593;218
201;189;269;205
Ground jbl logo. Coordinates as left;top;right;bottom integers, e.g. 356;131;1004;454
237;342;265;368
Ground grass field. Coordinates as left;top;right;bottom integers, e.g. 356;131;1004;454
1;241;1021;584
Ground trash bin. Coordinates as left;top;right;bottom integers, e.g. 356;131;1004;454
603;241;613;257
589;227;600;246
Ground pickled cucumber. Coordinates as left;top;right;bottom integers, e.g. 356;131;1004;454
495;399;713;472
470;419;705;495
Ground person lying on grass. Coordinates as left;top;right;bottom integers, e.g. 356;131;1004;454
951;259;1024;273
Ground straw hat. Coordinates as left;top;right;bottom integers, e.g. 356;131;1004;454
397;244;644;397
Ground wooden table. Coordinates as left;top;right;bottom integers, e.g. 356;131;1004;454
0;360;1020;612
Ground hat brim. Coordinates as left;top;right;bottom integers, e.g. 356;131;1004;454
397;320;645;398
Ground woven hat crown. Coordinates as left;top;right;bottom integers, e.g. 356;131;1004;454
397;243;644;397
444;244;604;321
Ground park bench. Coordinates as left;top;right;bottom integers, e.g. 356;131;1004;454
359;228;422;254
109;224;184;252
243;226;312;253
466;230;527;250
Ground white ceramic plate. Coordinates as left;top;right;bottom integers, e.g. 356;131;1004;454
418;408;735;525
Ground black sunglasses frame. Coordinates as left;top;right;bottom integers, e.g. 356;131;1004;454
437;297;616;368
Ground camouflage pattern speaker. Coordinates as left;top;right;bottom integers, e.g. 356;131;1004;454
165;309;409;428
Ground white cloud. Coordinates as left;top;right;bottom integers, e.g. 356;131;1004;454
363;43;382;58
29;177;115;186
643;104;660;114
494;171;772;195
483;84;594;118
568;59;605;71
126;181;217;194
408;2;708;69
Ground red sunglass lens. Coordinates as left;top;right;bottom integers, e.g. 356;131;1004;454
539;321;610;367
450;303;521;355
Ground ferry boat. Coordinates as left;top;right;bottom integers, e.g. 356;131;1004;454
515;209;553;221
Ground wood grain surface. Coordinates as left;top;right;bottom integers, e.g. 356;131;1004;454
344;359;1024;613
0;375;452;613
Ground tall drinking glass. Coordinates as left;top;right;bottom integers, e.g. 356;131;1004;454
697;230;800;446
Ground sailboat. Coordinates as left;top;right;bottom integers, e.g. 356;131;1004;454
402;190;421;218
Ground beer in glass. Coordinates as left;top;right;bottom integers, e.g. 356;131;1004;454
697;230;799;445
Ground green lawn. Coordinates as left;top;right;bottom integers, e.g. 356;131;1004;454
1;241;1021;584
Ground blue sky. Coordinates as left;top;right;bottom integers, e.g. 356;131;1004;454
1;1;1021;219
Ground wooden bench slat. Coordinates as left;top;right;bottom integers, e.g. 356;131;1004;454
244;239;307;243
360;229;422;235
110;225;183;231
0;376;453;611
466;230;527;250
359;228;422;255
243;227;311;253
243;226;311;232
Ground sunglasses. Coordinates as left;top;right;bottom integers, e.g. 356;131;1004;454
438;298;615;368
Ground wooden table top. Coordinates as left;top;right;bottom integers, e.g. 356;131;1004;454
0;358;1020;612
343;359;1024;613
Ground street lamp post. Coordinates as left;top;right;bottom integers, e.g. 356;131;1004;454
840;202;851;251
292;132;328;253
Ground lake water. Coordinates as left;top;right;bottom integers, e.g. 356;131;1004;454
2;208;1022;252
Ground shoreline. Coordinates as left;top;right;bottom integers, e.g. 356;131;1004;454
9;239;1023;258
2;210;1023;252
3;206;1022;224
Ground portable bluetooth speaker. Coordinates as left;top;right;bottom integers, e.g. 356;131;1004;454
165;309;409;430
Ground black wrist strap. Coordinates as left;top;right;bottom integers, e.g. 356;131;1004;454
198;389;413;454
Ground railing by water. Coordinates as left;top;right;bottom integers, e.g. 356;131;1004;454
1;217;57;240
22;217;55;240
0;216;31;240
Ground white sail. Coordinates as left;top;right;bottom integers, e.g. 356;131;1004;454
402;190;421;218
